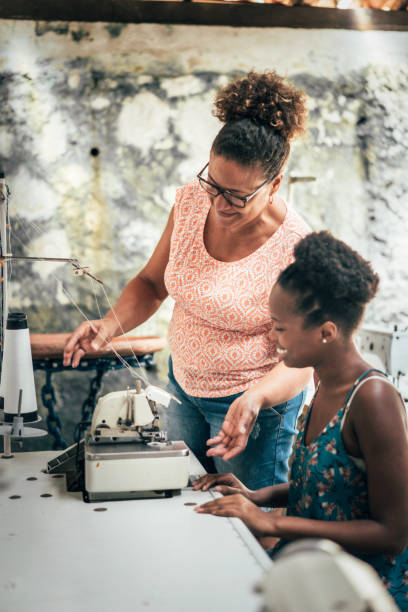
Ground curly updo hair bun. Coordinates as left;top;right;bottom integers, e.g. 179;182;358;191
214;70;307;140
211;71;308;181
278;231;379;336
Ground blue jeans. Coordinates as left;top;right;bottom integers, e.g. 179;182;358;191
160;358;305;490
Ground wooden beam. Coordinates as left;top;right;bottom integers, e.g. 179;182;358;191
0;0;407;31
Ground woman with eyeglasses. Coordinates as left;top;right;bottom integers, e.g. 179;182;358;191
64;71;312;489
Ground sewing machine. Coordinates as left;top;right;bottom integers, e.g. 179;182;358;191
46;382;190;502
83;382;189;501
357;325;408;401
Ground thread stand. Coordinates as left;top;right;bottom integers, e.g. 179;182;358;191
1;388;47;458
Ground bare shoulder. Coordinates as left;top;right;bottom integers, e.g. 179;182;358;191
350;376;407;443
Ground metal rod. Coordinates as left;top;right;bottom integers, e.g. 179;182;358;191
17;388;22;417
0;256;80;264
0;256;104;284
11;388;24;438
286;175;317;204
2;434;12;457
0;177;9;343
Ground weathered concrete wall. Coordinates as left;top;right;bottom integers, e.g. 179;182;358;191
1;21;407;448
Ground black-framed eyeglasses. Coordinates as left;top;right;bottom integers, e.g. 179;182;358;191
197;162;269;209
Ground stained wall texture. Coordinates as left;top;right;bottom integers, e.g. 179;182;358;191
0;21;407;448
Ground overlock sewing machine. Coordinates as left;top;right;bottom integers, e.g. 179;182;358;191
47;381;190;501
83;382;189;501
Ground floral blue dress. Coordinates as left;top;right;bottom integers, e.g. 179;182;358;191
271;369;408;610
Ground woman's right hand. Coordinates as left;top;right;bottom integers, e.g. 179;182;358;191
63;318;117;367
192;473;255;502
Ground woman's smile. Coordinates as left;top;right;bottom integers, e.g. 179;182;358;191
217;208;238;218
276;344;288;362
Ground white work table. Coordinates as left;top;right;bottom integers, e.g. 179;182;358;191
0;450;271;612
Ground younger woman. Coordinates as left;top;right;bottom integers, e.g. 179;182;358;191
194;231;408;609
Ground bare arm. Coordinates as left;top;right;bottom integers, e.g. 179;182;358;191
249;361;313;409
207;361;312;461
252;482;290;508
198;381;408;555
63;208;174;366
193;472;290;508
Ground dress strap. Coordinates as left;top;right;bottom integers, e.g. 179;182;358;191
343;368;386;407
340;369;402;431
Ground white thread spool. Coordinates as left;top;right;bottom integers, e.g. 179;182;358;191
2;312;38;423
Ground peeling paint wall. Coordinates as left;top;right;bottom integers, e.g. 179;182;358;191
1;21;407;447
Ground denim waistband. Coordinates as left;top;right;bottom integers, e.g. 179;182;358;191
168;355;244;405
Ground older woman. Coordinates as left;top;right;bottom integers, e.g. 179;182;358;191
63;71;312;489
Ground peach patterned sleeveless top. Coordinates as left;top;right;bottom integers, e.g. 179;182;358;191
164;179;310;397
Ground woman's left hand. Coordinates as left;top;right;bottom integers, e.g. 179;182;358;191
206;390;263;461
194;493;275;538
